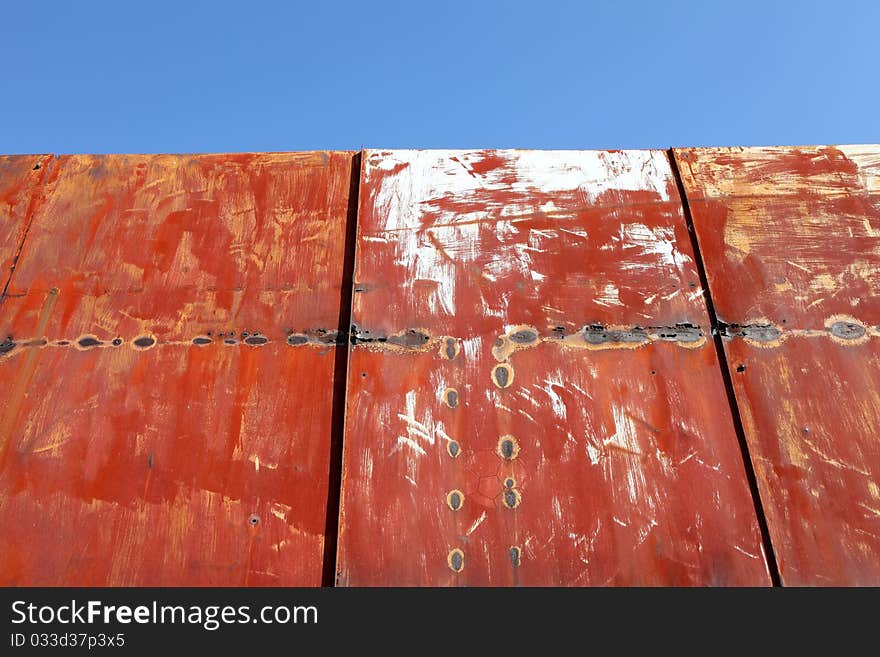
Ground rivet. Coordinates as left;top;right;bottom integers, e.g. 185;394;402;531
441;337;459;360
447;440;461;458
829;320;866;340
446;490;464;511
492;363;514;389
76;335;102;349
509;328;538;344
447;548;464;573
443;387;459;408
132;335;156;350
509;545;522;567
496;435;520;461
502;488;521;509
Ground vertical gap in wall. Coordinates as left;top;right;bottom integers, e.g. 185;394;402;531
322;151;362;586
667;149;782;587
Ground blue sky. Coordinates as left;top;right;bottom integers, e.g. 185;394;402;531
1;1;877;154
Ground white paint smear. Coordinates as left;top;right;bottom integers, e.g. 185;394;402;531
365;149;674;317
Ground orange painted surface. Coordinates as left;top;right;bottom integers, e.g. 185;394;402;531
336;150;771;586
676;145;880;585
0;155;52;297
0;152;354;585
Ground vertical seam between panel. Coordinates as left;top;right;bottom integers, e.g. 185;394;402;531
667;149;783;587
322;151;362;586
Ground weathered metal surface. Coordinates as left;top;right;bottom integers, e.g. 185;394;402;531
676;145;880;585
0;155;53;298
337;149;771;586
0;152;354;585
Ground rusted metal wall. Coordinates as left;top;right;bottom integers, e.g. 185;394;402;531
4;145;879;587
336;149;771;585
0;152;354;585
675;146;880;586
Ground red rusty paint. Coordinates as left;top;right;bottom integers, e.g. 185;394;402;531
0;152;354;585
337;149;770;586
0;155;53;297
676;145;880;585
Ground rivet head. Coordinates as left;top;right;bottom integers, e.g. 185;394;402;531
77;335;102;349
448;548;464;573
509;546;522;567
446;489;464;511
447;440;461;458
132;335;156;350
492;363;514;389
502;488;521;509
509;328;538;344
443;387;459;408
496;435;520;461
829;320;866;340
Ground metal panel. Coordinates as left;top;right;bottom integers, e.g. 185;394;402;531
0;152;354;585
676;145;880;585
337;149;771;586
0;155;53;299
